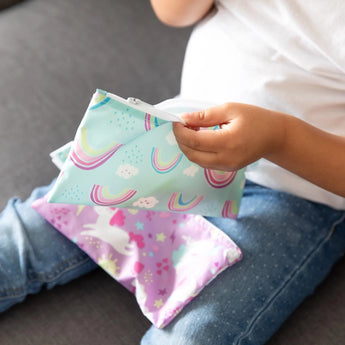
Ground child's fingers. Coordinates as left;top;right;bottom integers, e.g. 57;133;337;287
177;141;221;170
181;103;232;128
173;122;225;152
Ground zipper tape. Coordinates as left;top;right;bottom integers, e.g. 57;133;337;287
105;91;185;124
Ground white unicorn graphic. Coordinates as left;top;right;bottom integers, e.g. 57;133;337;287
81;206;134;256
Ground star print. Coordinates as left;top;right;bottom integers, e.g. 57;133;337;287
170;231;176;243
135;221;144;230
156;232;166;242
154;299;163;309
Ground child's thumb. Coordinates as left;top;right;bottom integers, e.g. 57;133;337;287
181;104;229;127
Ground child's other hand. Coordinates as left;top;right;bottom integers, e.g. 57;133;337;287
173;102;286;171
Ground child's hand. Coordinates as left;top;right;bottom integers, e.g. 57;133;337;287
173;102;286;171
174;102;345;197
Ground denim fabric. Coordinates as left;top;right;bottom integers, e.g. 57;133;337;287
0;180;344;345
0;180;97;312
141;181;345;345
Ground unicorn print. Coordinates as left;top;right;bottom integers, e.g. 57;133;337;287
81;206;134;256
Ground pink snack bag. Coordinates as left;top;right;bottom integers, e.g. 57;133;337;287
33;195;242;328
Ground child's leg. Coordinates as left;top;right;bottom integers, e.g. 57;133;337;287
0;181;97;313
141;181;345;345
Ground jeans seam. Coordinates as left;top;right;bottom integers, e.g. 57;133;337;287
0;255;92;300
233;211;345;345
1;200;90;297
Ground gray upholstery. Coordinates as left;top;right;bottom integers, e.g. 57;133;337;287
0;0;344;344
0;0;23;11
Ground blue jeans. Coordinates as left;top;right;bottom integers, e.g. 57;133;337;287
0;181;97;312
0;180;344;345
142;182;345;344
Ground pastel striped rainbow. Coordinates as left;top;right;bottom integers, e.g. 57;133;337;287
204;169;237;188
88;96;111;110
221;200;239;219
90;185;137;206
70;127;122;170
151;147;183;174
168;192;204;212
144;113;159;131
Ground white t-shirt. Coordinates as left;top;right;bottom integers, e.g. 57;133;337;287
180;0;345;210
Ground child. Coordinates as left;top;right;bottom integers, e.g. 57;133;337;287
0;1;344;345
140;1;345;344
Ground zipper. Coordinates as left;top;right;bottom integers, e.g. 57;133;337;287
105;91;185;124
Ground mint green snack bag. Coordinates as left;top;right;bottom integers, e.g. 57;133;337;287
48;89;245;218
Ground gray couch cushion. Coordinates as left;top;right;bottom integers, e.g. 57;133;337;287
0;0;23;11
0;270;151;345
0;0;191;210
0;0;190;343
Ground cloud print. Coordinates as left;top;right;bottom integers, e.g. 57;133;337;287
133;196;159;209
116;164;139;179
183;165;199;177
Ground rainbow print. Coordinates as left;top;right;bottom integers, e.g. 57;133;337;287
90;185;137;206
221;200;239;219
204;169;237;188
145;113;159;131
89;95;111;110
168;192;204;212
70;127;122;170
151;147;183;174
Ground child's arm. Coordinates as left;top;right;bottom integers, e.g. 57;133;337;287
173;103;345;197
150;0;215;27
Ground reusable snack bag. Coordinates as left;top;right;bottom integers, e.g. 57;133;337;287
48;90;246;218
33;135;243;328
33;195;242;328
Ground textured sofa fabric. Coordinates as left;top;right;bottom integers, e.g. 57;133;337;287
0;0;344;344
0;0;191;211
0;0;23;11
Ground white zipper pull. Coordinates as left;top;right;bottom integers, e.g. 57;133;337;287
127;97;141;105
127;97;185;124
